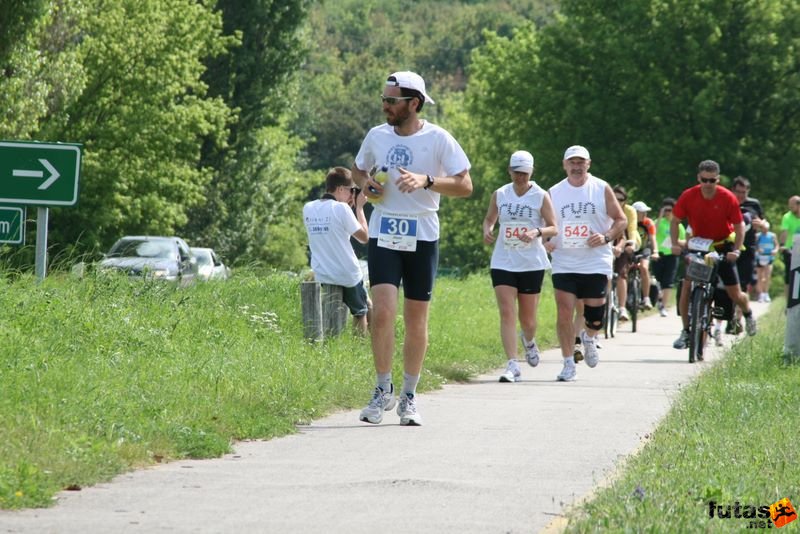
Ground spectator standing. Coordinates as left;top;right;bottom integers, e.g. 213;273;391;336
652;198;686;316
483;150;557;382
779;195;800;300
352;71;472;426
546;145;628;381
303;167;370;335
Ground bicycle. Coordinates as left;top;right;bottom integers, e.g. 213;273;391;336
626;251;646;333
683;238;726;363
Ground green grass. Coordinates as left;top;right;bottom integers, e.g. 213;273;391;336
0;269;547;509
564;302;799;533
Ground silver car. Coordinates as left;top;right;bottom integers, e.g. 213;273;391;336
190;247;231;281
100;236;197;283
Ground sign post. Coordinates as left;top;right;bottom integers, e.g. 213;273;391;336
785;240;800;362
0;141;82;279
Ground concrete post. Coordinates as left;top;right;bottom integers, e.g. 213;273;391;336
784;240;800;362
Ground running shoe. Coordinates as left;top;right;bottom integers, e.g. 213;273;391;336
581;330;599;368
359;385;396;424
643;296;653;309
499;361;521;383
556;361;577;382
745;315;757;336
397;393;422;426
619;307;630;321
520;332;540;367
673;330;689;349
659;306;668;317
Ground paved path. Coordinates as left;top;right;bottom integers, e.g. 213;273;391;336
0;302;767;534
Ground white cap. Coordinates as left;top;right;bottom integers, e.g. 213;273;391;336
386;71;435;104
563;145;590;160
632;201;651;212
509;150;534;173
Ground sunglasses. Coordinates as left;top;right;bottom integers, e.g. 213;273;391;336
381;95;414;105
700;178;718;184
616;197;626;202
662;207;673;212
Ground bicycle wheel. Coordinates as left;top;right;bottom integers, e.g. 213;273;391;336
605;278;618;339
629;273;640;333
688;286;706;363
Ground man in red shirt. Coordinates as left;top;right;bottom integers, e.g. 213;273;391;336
670;160;756;350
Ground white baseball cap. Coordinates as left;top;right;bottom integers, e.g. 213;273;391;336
563;145;590;160
386;71;435;104
509;150;534;173
632;201;651;212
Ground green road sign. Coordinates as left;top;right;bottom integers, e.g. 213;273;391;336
0;141;81;206
0;206;25;244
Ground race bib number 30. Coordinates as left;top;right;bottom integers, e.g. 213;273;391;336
562;220;590;248
378;214;419;251
501;222;534;249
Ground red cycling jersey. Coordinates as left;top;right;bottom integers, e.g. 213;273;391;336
673;185;742;240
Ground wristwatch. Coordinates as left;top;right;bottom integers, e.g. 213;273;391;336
604;234;612;243
424;174;434;189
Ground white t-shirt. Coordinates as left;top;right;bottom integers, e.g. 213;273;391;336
354;121;470;241
548;174;614;276
490;182;551;272
302;198;362;287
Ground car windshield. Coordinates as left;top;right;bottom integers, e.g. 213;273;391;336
194;250;213;267
109;239;175;259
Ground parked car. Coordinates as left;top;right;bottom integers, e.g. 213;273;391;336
100;236;197;284
190;247;231;281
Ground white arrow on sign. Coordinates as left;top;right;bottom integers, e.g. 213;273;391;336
12;159;61;190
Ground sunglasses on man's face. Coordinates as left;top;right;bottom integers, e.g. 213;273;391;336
700;178;718;184
381;95;414;105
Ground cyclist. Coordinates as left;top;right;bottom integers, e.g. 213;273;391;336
653;198;686;317
632;201;659;309
671;160;756;350
611;185;640;322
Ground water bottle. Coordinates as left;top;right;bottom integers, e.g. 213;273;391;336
367;165;388;203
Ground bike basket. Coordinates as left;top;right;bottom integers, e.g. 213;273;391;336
686;260;713;282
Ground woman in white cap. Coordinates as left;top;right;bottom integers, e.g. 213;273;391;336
632;200;659;309
483;150;557;382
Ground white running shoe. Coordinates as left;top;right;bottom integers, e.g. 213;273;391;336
713;326;723;346
764;294;771;303
619;307;630;321
519;332;540;367
581;330;599;368
659;306;668;317
643;296;653;309
556;361;577;382
397;393;422;426
499;361;521;382
359;385;396;424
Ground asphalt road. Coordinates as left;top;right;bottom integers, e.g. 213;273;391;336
0;301;768;534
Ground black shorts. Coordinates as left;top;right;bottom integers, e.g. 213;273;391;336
715;258;741;288
491;269;545;294
652;254;680;289
368;238;439;301
735;250;756;290
342;280;370;316
551;273;608;299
